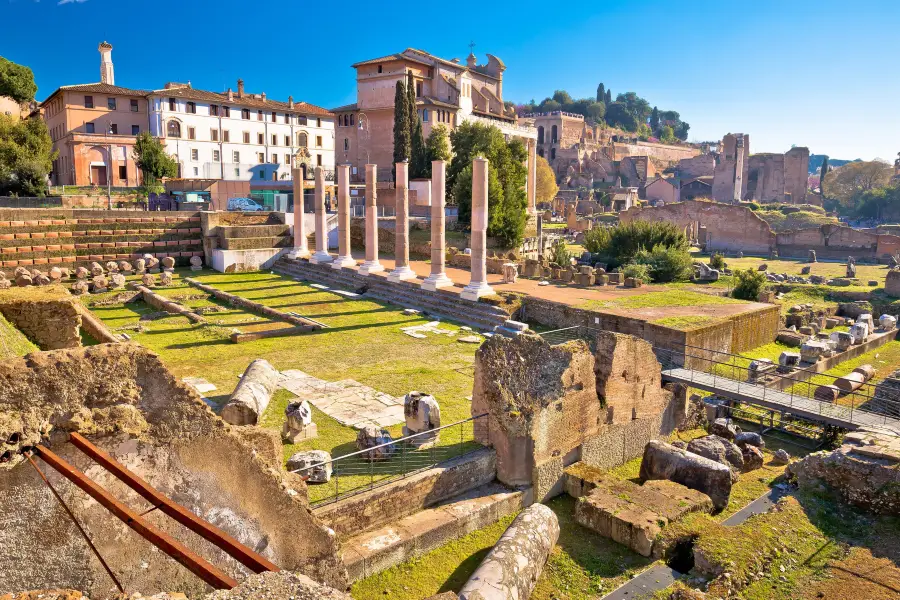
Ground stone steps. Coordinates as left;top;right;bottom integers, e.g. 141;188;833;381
274;258;509;332
341;482;525;582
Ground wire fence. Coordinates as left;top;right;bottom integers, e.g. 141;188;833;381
299;413;488;508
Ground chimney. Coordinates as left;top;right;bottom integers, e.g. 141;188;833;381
466;52;477;68
237;79;244;98
99;41;114;85
227;88;233;101
261;92;266;102
288;95;294;109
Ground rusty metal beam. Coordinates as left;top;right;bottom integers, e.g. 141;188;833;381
33;444;239;590
68;432;279;574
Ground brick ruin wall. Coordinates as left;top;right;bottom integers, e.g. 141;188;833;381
0;285;82;350
675;154;716;180
0;209;204;272
0;344;346;597
776;224;900;260
609;141;699;164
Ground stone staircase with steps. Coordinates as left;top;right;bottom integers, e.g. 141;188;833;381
274;257;511;332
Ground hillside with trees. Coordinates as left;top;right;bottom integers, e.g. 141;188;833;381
515;83;690;141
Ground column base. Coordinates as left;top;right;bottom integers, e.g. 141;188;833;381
331;255;356;269
460;281;495;301
288;248;310;260
310;251;333;264
359;260;385;276
421;272;454;291
387;265;417;283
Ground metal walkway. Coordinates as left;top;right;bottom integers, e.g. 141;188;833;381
661;367;900;432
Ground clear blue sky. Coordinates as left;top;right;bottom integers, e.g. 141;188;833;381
2;0;898;162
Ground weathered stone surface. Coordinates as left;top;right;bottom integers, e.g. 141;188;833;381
0;287;81;350
639;440;733;510
687;435;743;474
772;448;791;465
221;359;280;425
204;571;351;599
734;431;764;449
356;426;394;460
458;503;559;600
741;445;764;472
286;449;332;483
159;271;173;286
282;400;317;443
110;273;126;289
162;256;176;270
141;273;155;287
787;428;900;514
402;391;441;446
709;417;739;441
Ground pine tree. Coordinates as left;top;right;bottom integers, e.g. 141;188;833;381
650;106;660;132
596;83;605;104
820;156;829;197
392;81;411;174
411;118;428;179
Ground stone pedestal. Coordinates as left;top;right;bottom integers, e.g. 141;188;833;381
289;167;310;259
359;163;385;276
310;166;332;264
282;399;318;443
332;164;355;269
461;158;495;301
388;161;416;282
422;160;453;291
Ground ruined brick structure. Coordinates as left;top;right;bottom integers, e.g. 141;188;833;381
712;133;810;204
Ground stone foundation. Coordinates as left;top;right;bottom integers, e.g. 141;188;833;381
0;285;81;350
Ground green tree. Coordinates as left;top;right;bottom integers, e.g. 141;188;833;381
540;99;561;113
425;124;451;166
406;72;417;145
650;106;660;132
132;131;176;194
675;121;690;141
616;92;651;124
605;89;612;106
733;268;767;301
410;118;428;179
552;90;573;105
586;101;606;122
549;238;571;267
392;81;411;171
0;115;56;197
0;57;37;103
535;155;558;205
819;156;829;196
605;102;638;131
448;121;527;248
660;125;676;143
596;83;606;104
822;160;893;210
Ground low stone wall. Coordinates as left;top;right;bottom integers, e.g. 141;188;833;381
76;303;120;344
0;343;345;597
0;285;81;350
315;448;496;538
135;285;206;323
349;220;431;259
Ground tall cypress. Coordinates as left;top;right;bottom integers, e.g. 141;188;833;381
605;89;612;105
392;80;411;173
406;71;417;146
650;106;660;132
820;156;829;197
596;83;605;104
411;118;428;179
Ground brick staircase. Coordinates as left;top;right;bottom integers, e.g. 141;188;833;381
274;257;510;332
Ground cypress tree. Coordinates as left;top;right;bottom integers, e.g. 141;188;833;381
596;83;605;104
407;71;417;147
650;106;660;132
820;156;829;197
411;118;428;178
605;89;612;105
392;81;411;173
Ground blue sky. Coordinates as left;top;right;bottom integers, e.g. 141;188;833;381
2;0;898;162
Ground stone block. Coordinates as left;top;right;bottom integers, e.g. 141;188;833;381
639;440;733;510
286;449;332;483
402;391;441;447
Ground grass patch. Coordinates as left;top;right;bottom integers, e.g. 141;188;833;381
0;312;37;359
579;289;743;311
786;339;900;402
651;315;721;330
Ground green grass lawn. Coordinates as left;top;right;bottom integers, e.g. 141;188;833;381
82;268;481;503
579;289;744;311
0;312;37;359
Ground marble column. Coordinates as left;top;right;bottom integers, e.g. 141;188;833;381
388;161;416;282
309;166;332;264
332;164;355;269
422;160;453;291
461;157;495;301
359;163;384;275
289;167;310;259
526;139;537;214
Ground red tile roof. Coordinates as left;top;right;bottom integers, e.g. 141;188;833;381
152;86;331;117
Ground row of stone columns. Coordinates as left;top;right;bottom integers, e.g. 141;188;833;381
289;160;494;300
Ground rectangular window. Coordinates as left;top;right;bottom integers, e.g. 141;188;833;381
224;106;231;118
132;125;139;135
343;138;349;151
284;135;290;146
257;133;264;144
223;130;230;142
109;123;118;134
84;96;94;108
317;154;322;166
259;171;265;179
118;165;127;180
257;110;263;121
130;99;139;112
85;123;95;133
107;97;117;110
191;149;199;161
213;150;220;162
271;134;277;145
242;108;250;119
243;131;250;144
211;129;219;141
416;81;422;96
298;116;307;126
316;135;322;147
422;109;429;122
271;112;276;123
193;167;199;176
210;104;219;116
285;154;292;165
258;152;265;162
233;151;240;162
234;167;240;177
188;127;196;140
272;153;278;163
284;114;290;124
316;118;321;127
187;102;196;114
169;98;177;111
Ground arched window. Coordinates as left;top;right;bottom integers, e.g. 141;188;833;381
298;132;308;148
167;120;181;138
537;126;544;144
422;109;429;122
350;114;355;126
551;125;558;144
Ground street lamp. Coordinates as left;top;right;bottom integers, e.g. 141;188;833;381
358;112;370;166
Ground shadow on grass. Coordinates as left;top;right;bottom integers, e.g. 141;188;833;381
438;547;492;594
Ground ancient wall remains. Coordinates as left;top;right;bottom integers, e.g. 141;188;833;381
619;200;775;253
675;154;716;180
609;141;699;163
0;209;203;272
471;333;680;502
0;344;345;597
0;285;81;350
776;224;900;260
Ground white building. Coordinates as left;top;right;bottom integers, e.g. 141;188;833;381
148;79;335;181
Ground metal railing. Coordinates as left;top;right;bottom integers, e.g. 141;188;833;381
298;413;488;508
538;325;598;349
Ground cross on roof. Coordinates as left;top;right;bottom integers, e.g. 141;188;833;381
468;41;476;54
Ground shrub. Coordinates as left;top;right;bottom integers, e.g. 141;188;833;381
709;253;726;270
549;238;572;267
732;268;767;300
634;245;693;282
747;202;760;211
622;262;651;281
583;226;612;255
582;221;688;268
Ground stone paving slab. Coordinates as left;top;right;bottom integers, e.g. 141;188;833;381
278;369;404;429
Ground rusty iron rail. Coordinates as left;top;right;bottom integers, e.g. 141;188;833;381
33;443;239;590
68;432;279;575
